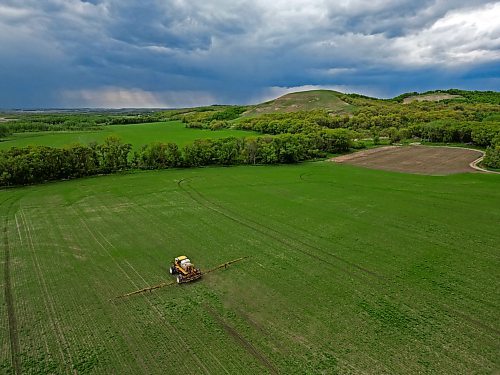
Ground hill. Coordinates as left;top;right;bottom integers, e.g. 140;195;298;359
393;89;500;105
245;89;500;114
402;93;462;103
243;90;355;116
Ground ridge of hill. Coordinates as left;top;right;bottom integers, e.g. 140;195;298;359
243;90;355;116
392;89;500;105
244;89;500;116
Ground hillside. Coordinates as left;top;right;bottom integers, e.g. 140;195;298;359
402;93;462;103
244;89;500;115
243;90;355;116
393;89;500;105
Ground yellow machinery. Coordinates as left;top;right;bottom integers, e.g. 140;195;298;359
169;256;202;284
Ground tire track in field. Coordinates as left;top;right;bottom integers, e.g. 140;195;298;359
82;191;253;373
300;173;500;339
66;207;149;373
78;218;167;373
79;213;210;374
205;305;278;375
2;197;21;375
177;178;382;281
88;202;230;374
250;173;500;337
19;209;73;372
178;177;500;342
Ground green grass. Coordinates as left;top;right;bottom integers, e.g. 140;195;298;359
243;90;355;116
0;121;256;151
1;163;499;374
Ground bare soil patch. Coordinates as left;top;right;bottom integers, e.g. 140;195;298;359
403;93;461;103
331;146;484;175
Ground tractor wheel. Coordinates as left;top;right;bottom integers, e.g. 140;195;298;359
176;275;182;284
169;266;174;275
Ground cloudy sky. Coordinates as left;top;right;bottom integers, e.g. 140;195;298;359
0;0;499;108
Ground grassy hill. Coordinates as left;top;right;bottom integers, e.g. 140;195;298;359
243;90;355;116
243;89;500;114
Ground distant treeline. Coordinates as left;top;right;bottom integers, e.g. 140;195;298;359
0;106;251;136
0;130;351;186
0;112;170;134
176;106;248;130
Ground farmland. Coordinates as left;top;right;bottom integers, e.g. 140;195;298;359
1;162;499;374
333;145;485;175
0;121;255;151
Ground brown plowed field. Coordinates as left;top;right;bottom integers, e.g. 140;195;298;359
332;146;483;175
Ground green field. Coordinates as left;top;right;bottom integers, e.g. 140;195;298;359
0;121;255;151
1;162;499;374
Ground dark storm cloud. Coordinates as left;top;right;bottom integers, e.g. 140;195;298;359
0;0;498;107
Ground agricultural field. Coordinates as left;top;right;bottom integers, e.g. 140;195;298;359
0;121;255;151
1;162;499;374
333;145;485;175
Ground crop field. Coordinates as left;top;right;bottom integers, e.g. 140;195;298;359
0;121;255;151
1;162;499;374
333;145;484;175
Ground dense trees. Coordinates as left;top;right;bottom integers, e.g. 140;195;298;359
0;113;170;133
95;136;132;173
133;142;182;169
0;130;354;186
484;146;500;169
0;137;132;186
0;125;12;138
176;106;247;130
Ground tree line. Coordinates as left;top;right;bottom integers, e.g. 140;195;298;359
226;105;500;168
0;130;351;186
0;112;171;134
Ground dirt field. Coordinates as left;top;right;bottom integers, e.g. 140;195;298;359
332;146;484;175
403;93;461;103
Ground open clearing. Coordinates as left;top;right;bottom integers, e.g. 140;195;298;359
0;162;499;373
0;121;256;151
403;93;462;103
332;145;484;175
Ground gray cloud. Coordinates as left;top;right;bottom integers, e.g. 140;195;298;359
0;0;499;107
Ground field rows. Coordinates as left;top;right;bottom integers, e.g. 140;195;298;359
1;163;499;373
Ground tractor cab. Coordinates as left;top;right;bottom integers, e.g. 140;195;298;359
169;255;202;283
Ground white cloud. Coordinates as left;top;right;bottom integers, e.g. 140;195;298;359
323;68;356;76
0;4;35;20
0;0;498;107
391;2;500;66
